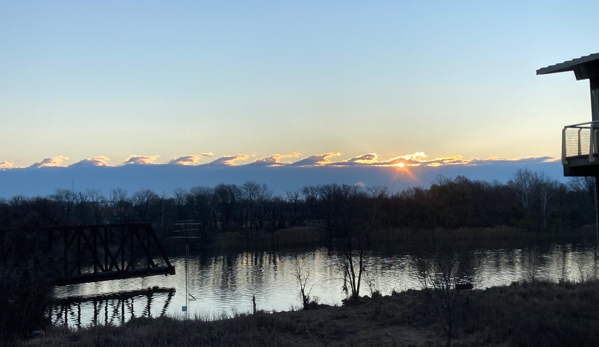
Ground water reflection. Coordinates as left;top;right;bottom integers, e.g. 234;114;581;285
50;288;175;328
52;239;599;327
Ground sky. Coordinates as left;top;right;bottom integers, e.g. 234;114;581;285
0;1;597;196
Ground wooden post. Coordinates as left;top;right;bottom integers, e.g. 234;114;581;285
595;176;599;257
252;295;256;314
77;228;81;275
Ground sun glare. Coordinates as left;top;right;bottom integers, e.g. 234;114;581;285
389;161;417;181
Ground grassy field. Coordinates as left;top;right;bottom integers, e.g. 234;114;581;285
15;280;599;347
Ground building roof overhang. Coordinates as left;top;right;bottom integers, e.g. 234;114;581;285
537;52;599;80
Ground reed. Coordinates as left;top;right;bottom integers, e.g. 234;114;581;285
370;225;577;244
271;226;323;247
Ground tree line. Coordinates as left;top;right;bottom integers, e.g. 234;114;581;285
0;168;595;234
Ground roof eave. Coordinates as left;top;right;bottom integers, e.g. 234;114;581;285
536;52;599;79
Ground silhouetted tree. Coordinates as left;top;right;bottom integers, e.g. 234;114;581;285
131;189;158;222
413;246;475;347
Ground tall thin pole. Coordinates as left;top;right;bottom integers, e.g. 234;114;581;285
185;244;189;319
594;176;599;258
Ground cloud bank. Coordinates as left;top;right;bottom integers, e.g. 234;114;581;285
0;151;566;198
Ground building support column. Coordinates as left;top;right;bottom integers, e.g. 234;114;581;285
595;176;599;257
591;78;599;122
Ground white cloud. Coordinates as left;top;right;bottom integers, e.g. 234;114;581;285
329;153;379;166
468;156;556;166
70;156;111;167
0;161;14;169
207;154;250;166
252;152;302;166
123;155;160;165
29;156;70;168
370;153;470;167
347;153;378;163
291;152;341;167
169;153;213;166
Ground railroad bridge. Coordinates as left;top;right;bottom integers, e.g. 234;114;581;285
0;223;175;286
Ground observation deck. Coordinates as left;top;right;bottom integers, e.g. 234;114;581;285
562;120;599;176
538;52;599;177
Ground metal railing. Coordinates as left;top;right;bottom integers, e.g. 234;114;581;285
562;120;599;164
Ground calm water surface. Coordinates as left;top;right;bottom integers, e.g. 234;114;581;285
52;238;599;327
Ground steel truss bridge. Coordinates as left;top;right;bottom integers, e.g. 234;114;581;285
0;223;176;286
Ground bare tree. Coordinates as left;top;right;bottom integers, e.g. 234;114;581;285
525;246;541;284
131;189;158;222
509;168;541;209
412;247;475;347
157;191;172;227
366;186;387;225
568;176;596;201
339;227;369;300
242;181;271;230
538;178;560;231
294;254;316;309
109;187;129;223
50;188;77;223
187;186;215;229
86;189;106;224
286;191;304;227
213;184;242;230
173;188;188;220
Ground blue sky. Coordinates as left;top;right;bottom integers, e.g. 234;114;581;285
0;1;595;195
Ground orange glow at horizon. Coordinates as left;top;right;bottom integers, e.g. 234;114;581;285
390;161;417;181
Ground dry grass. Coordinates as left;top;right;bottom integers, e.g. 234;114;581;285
17;280;599;347
271;226;323;247
174;226;594;251
174;226;325;250
370;225;578;244
470;280;599;347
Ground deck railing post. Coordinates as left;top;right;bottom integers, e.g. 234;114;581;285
590;127;597;163
562;127;580;165
578;128;583;156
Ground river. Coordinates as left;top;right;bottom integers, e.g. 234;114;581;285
51;237;598;327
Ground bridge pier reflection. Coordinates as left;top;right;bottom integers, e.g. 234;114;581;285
49;287;175;328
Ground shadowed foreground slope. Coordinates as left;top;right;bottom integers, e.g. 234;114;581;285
18;281;599;347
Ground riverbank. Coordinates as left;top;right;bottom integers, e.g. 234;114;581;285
18;280;599;347
164;224;597;251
